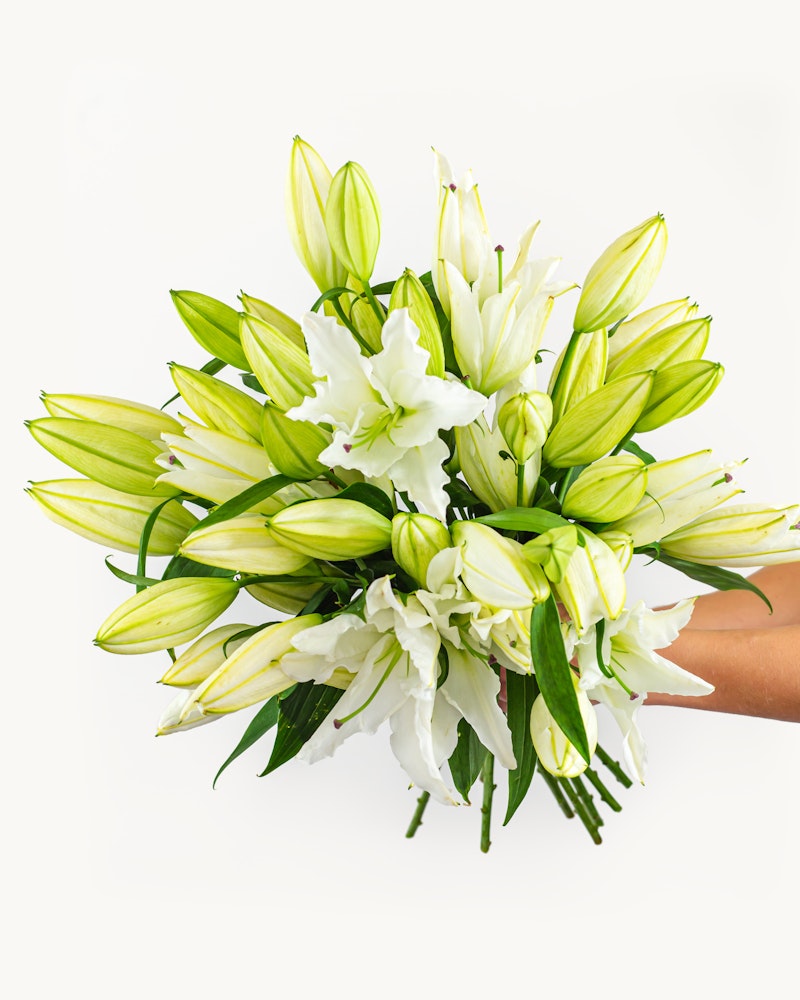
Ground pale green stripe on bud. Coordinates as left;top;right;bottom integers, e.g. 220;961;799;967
262;403;330;480
391;512;451;587
170;290;250;370
455;417;538;511
543;372;654;468
325;161;381;283
179;513;313;574
240;313;314;410
608;317;711;380
388;270;445;377
548;329;608;422
239;293;305;350
561;454;647;522
41;393;182;441
596;529;635;571
661;504;800;567
159;623;252;687
635;360;724;432
169;364;263;443
574;215;668;333
608;297;698;370
497;391;553;463
286;137;347;292
95;577;239;654
28;417;180;497
552;529;627;632
530;680;598;778
267;498;392;560
452;520;549;609
27;479;196;554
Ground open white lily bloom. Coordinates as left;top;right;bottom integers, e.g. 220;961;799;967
574;601;713;782
288;310;485;520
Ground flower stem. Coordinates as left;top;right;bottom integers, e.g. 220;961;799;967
516;463;526;507
405;790;430;838
560;778;603;844
362;280;386;326
539;769;575;818
331;297;373;354
480;752;496;853
595;744;633;788
584;766;623;812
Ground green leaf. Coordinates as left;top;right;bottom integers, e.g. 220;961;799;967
448;719;487;804
530;595;591;764
475;507;571;534
240;373;266;394
653;552;773;613
170;290;250;370
335;482;394;521
136;497;182;591
186;474;298;535
444;479;488;511
503;671;539;826
622;439;657;465
104;557;160;588
260;682;344;775
213;697;280;788
161;554;236;581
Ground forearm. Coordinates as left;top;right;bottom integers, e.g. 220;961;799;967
686;565;800;630
647;625;800;722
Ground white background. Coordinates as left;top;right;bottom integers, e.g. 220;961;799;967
5;1;799;997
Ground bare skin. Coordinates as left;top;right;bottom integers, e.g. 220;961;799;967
648;565;800;722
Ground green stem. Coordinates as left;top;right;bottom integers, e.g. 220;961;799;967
584;767;623;812
480;753;495;854
516;463;526;507
549;329;582;406
331;298;373;354
405;791;431;838
540;769;575;818
572;775;603;828
595;744;634;788
611;432;634;456
362;280;387;325
560;779;602;844
237;573;353;588
324;470;348;489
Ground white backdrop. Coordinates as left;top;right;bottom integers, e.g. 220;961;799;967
5;1;799;996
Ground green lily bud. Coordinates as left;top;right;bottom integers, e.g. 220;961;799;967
391;512;451;587
523;524;579;584
267;498;392;560
169;364;263;443
388;270;445;377
530;678;598;778
543;372;654;468
262;402;330;480
561;455;648;522
325;161;381;283
159;623;251;687
661;503;800;567
451;520;549;609
179;513;313;574
497;391;553;463
574;215;668;333
455;416;538;511
596;529;634;571
635;360;724;433
95;577;239;654
348;282;385;353
28;417;180;497
186;616;322;716
608;297;698;370
240;313;314;410
239;293;305;350
41;392;182;442
548;329;608;421
285;136;347;293
170;290;250;370
608;317;711;380
26;479;196;554
553;528;627;632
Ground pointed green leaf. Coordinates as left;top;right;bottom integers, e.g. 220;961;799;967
654;552;773;612
335;482;394;521
622;439;657;465
503;671;540;826
185;474;298;535
448;719;487;804
261;682;343;775
213;697;280;788
475;507;571;533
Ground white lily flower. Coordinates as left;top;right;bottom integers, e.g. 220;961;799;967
288;310;485;520
574;600;713;782
661;503;800;566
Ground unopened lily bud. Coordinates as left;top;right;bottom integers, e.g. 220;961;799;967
325;161;381;283
346;276;385;353
179;513;313;574
186;615;323;716
26;479;196;554
240;313;314;410
28;417;180;497
41;392;182;442
286;136;347;292
267;498;392;560
247;566;329;615
561;455;648;522
159;623;252;687
169;364;263;443
530;679;598;778
554;528;627;632
608;317;711;380
497;391;553;463
157;689;217;735
596;529;635;570
389;270;445;376
95;577;239;654
391;512;451;587
170;290;250;370
661;503;800;567
239;293;305;350
451;520;549;609
523;524;579;583
543;372;654;469
635;360;724;432
574;215;668;333
455;416;538;511
262;402;330;479
548;329;608;421
608;297;698;369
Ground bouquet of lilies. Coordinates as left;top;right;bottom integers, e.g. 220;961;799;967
27;138;800;850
